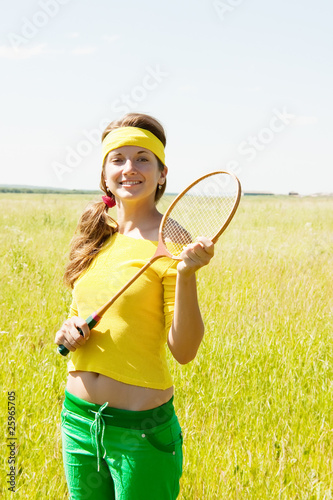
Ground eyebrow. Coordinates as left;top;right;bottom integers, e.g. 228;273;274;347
109;150;151;157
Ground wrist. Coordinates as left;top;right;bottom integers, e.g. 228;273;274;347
176;263;197;282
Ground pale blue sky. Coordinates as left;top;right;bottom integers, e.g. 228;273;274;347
1;0;332;194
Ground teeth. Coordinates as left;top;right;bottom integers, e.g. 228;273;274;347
121;181;141;185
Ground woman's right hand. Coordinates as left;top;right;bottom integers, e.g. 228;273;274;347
54;317;90;352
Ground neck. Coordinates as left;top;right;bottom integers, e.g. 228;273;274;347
116;199;162;239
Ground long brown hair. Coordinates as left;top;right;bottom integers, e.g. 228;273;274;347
63;113;167;288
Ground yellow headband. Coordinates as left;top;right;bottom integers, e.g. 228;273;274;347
102;126;165;165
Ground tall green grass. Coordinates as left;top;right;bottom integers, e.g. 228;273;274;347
1;194;332;499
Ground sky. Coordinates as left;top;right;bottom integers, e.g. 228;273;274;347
0;0;332;195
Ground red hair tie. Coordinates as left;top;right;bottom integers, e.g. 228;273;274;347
102;195;116;208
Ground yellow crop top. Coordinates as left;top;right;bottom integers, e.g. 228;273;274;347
67;232;178;390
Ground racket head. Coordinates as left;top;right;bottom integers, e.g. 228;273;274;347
159;171;241;259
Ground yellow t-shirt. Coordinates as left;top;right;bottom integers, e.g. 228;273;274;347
67;232;178;390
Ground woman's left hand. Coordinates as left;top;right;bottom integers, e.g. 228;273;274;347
177;236;214;277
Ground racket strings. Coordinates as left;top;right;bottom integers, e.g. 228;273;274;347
161;173;239;257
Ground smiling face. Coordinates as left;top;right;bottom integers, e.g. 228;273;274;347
104;145;167;205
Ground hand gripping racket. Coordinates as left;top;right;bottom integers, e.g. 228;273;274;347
58;171;241;356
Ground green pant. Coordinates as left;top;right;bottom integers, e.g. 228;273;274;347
61;390;183;499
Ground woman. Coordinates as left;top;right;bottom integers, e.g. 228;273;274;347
55;113;214;499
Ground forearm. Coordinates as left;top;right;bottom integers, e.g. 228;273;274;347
168;272;204;365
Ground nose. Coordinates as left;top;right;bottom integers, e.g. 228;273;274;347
122;159;137;174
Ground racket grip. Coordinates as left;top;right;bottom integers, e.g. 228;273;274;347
57;314;101;357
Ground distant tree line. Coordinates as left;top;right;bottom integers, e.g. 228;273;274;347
0;187;101;194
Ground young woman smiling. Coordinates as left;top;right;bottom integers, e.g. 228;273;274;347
55;113;214;499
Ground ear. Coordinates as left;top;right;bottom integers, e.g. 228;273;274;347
159;165;168;184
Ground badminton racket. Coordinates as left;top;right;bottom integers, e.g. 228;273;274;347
58;170;241;356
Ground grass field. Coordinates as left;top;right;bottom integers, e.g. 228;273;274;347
1;194;333;499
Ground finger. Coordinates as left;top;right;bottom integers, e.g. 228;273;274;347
73;318;90;340
182;247;206;264
196;237;214;255
68;326;86;347
179;247;214;275
180;252;207;271
63;327;82;350
182;238;214;257
54;318;89;351
54;329;78;352
182;242;213;264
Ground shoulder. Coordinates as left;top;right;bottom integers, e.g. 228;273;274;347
163;218;192;245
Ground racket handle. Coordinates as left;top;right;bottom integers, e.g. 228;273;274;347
57;344;71;356
57;314;101;357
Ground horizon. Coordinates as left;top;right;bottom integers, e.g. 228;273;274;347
1;182;332;197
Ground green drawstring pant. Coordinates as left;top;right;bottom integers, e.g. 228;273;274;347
61;390;183;499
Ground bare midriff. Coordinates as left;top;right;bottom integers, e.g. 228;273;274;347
66;371;174;411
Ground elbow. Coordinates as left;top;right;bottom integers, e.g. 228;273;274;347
176;353;196;365
171;345;200;365
168;324;205;365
